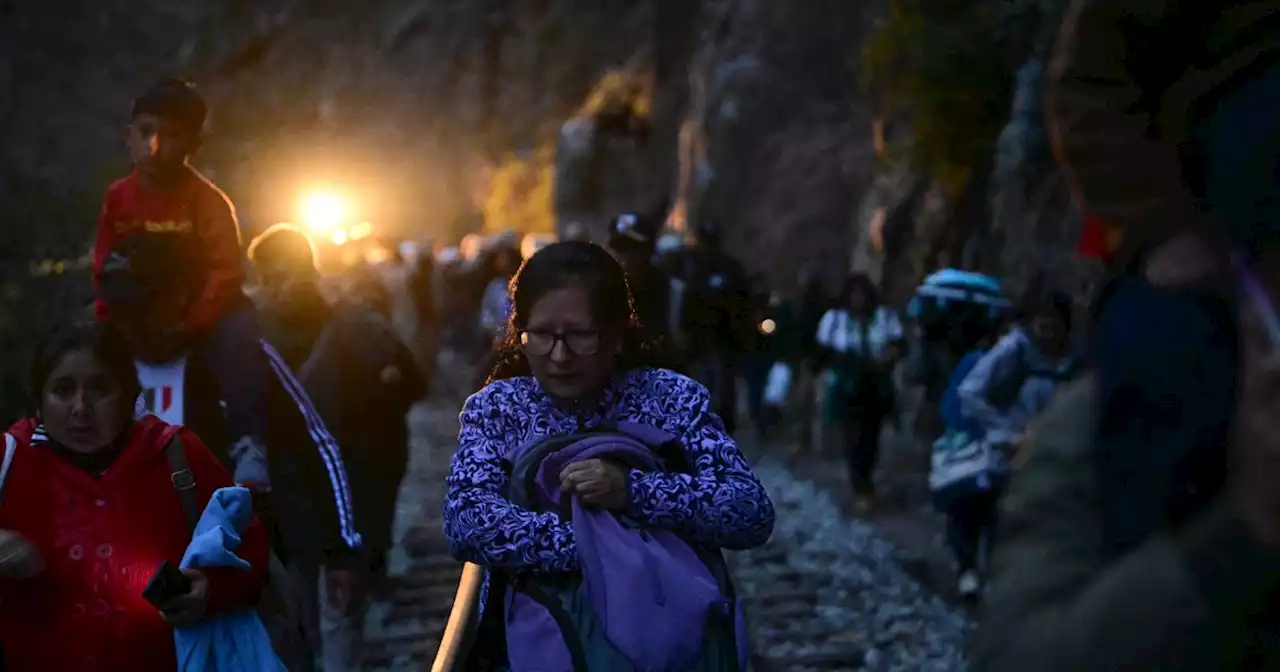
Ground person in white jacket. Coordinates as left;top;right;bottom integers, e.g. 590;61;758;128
814;273;904;513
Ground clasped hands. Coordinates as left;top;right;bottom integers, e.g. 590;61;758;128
558;459;630;512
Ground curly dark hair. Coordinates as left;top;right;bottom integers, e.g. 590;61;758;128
487;241;676;383
28;321;140;417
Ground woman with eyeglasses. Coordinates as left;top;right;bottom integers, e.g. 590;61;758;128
442;241;775;671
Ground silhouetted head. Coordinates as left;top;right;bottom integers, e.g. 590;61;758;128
843;272;880;315
606;212;662;276
694;219;723;250
248;224;327;320
1022;289;1073;357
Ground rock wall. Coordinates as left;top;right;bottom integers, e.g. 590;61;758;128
671;0;877;291
0;0;1100;414
838;0;1100;308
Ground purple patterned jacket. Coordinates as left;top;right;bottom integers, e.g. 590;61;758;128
443;368;775;573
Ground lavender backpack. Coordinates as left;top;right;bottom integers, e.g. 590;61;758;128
500;423;747;672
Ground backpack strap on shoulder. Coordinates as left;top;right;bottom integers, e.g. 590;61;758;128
0;434;16;507
164;434;201;531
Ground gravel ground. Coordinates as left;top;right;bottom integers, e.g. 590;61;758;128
364;401;463;671
732;454;971;672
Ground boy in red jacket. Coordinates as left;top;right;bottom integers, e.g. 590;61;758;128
92;78;270;490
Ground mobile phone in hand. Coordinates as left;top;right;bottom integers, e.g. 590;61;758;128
142;561;192;609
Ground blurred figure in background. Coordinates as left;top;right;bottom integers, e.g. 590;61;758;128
792;266;834;452
436;247;469;350
815;273;904;513
250;225;425;671
679;220;753;435
407;239;440;387
743;274;779;439
345;262;393;320
563;221;590;242
944;289;1076;600
605;211;677;348
473;238;522;389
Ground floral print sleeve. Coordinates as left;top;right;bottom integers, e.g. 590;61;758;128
626;372;775;550
443;384;578;572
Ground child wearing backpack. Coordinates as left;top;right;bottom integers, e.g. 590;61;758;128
91;78;270;489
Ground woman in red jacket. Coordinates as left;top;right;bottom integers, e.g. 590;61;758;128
0;321;269;671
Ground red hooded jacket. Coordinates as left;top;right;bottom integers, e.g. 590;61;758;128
0;416;268;671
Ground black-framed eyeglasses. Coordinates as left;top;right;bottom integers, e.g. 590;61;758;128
519;329;602;356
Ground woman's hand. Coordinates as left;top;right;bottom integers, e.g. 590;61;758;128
559;459;630;511
0;530;43;579
160;569;209;628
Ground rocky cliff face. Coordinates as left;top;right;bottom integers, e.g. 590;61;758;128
0;0;1093;411
2;0;1090;289
672;0;876;291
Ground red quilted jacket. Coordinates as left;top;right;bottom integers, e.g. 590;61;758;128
0;416;268;671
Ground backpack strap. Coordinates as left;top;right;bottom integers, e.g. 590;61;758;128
164;434;201;532
0;434;16;506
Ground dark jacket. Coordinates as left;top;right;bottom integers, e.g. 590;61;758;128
177;343;363;567
1047;0;1280;263
263;302;425;554
679;251;753;357
629;266;676;347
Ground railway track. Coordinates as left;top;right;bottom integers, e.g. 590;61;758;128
365;402;465;671
360;390;965;671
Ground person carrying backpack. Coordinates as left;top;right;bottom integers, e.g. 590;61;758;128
440;241;774;671
0;321;270;671
91;77;270;492
939;291;1076;600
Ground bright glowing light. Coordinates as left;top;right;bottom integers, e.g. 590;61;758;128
760;319;777;335
299;191;347;234
330;229;349;246
460;234;484;262
349;221;374;241
364;247;393;265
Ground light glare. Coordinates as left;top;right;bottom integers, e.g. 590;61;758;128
300;191;347;233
